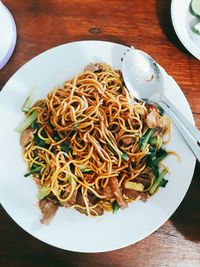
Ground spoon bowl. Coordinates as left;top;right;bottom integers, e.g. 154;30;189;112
122;49;164;100
121;48;200;162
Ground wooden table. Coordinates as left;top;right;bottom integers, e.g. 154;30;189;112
1;1;200;266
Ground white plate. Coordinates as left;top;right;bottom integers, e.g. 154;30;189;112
0;1;17;69
0;41;196;252
171;0;200;60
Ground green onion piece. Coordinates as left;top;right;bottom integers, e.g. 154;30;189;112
21;86;38;113
73;122;79;129
81;168;92;173
80;165;92;173
149;168;168;195
15;110;38;134
38;187;51;200
131;162;136;169
31;120;41;130
122;153;129;161
146;147;168;179
108;144;118;157
154;149;168;165
34;135;48;148
160;178;168;188
67;176;71;183
157;106;164;116
149;136;158;146
112;200;120;214
139;128;154;151
60;143;71;153
24;165;42;177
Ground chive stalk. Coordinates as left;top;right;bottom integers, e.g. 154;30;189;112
15;110;38;133
24;165;42;177
139;128;154;151
149;168;168;195
112;200;120;214
21;86;37;113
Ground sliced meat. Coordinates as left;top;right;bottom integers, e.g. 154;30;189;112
155;116;168;135
88;192;99;205
39;199;58;225
146;110;159;128
61;189;78;208
109;177;127;209
123;188;140;200
84;63;99;72
20;128;34;147
123;188;148;202
75;191;104;216
98;185;114;199
95;63;111;71
90;204;104;216
122;137;134;145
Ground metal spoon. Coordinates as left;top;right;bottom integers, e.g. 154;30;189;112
122;49;200;162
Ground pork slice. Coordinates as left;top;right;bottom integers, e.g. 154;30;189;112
97;185;114;199
20;128;34;147
39;199;58;225
61;189;78;208
123;188;148;202
146;110;159;128
84;63;99;72
75;192;104;216
122;137;134;145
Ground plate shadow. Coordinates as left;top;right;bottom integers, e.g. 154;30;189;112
170;161;200;242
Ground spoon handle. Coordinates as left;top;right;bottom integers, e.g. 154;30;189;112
158;102;200;162
161;95;200;142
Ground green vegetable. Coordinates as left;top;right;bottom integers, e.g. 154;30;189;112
131;162;137;169
160;178;168;188
81;168;92;173
52;132;61;142
60;143;71;153
38;187;51;200
31;120;41;130
73;122;79;129
139;128;154;150
80;165;92;173
21;86;37;112
149;168;168;195
122;153;129;161
157;106;164;116
67;176;71;183
94;69;102;73
24;165;42;177
34;135;48;148
112;200;120;214
15;110;38;134
147;156;159;179
147;147;168;179
31;163;40;170
191;0;200;16
108;143;118;157
154;148;168;165
149;136;158;146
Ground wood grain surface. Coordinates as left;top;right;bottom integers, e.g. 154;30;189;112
1;1;200;266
